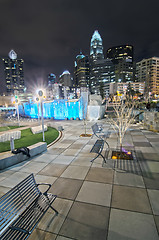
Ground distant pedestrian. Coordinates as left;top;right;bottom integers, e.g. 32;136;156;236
146;102;151;111
156;102;159;112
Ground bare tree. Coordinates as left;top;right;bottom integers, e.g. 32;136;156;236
109;100;136;153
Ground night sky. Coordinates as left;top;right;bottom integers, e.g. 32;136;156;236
0;0;159;92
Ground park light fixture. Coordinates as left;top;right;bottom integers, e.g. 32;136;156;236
37;89;45;142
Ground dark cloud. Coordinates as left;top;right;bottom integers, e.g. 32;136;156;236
0;0;159;92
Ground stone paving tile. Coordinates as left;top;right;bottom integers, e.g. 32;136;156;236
0;186;11;197
147;137;159;142
71;156;92;167
35;174;57;185
76;181;112;207
61;165;90;180
133;142;152;147
114;171;145;188
52;155;75;165
28;229;57;240
47;148;65;155
147;189;159;215
137;152;159;161
139;161;159;173
60;140;75;144
39;163;68;177
111;185;152;214
59;201;110;240
135;146;158;153
61;148;80;156
142;172;159;190
107;208;159;240
0;170;14;182
5;160;30;171
0;171;30;188
19;161;48;174
37;198;73;234
154;215;159;234
114;159;141;174
131;136;149;142
50;178;83;200
150;143;159;148
68;143;85;149
85;167;114;184
56;236;74;240
32;153;58;163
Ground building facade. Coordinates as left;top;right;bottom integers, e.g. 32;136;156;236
89;30;115;97
107;45;134;83
2;50;25;95
74;52;90;90
136;57;159;95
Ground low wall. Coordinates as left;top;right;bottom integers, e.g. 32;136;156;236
0;142;47;170
0;131;21;142
143;112;159;131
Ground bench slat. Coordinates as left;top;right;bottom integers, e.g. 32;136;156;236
0;174;58;239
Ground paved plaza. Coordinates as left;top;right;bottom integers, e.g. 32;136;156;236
0;119;159;240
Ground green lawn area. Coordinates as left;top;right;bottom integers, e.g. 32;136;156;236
0;126;23;132
0;127;59;153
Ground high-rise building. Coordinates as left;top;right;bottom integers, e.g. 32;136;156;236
2;50;25;95
107;45;134;82
74;52;90;90
47;73;56;99
136;57;159;95
59;70;73;87
90;30;104;61
89;30;115;97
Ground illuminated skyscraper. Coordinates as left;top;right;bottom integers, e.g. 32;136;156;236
74;52;90;90
107;45;134;82
89;30;114;96
90;30;104;61
2;50;25;94
136;57;159;95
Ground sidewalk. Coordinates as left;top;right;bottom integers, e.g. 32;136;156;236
0;119;159;240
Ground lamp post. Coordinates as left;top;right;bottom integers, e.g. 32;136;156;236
14;95;20;126
36;97;40;123
38;90;45;142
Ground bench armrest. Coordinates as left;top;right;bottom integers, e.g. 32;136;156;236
36;183;51;196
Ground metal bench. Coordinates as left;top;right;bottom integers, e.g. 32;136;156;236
90;139;106;163
91;123;110;148
0;173;58;240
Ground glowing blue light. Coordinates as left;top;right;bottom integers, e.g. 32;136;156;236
18;98;84;120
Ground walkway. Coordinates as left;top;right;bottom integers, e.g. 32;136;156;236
0;120;159;240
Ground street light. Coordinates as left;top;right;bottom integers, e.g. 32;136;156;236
38;90;45;142
14;95;20;126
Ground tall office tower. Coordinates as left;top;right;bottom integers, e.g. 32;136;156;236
90;58;115;96
89;30;114;97
47;73;56;99
2;50;25;95
136;57;159;95
90;30;104;61
74;52;90;90
59;70;73;87
48;73;56;85
107;45;134;82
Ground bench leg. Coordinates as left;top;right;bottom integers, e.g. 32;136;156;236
50;205;58;215
90;152;106;163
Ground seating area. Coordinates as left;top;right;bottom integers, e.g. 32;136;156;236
0;173;58;240
90;139;105;163
0;119;159;240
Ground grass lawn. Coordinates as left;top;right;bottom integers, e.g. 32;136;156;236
0;127;59;153
0;126;23;132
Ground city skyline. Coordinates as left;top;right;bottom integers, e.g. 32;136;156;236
0;0;159;92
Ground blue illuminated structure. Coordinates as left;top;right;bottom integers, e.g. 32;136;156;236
18;98;84;120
